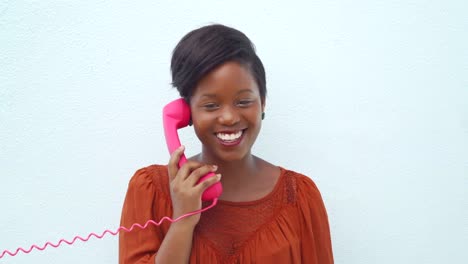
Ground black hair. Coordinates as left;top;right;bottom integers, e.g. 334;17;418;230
170;24;266;103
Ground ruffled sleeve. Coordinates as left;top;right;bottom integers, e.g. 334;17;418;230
296;175;334;263
119;165;171;264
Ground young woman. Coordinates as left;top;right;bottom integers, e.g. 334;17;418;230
119;24;334;264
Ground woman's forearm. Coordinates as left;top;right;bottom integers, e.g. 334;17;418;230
155;219;195;264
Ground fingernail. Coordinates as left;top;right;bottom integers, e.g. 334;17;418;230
179;145;185;151
216;174;222;180
212;165;218;171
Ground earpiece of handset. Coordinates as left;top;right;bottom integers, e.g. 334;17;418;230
163;98;223;201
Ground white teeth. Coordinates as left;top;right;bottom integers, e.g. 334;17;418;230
216;130;243;141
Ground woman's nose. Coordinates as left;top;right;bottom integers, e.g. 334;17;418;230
218;106;240;126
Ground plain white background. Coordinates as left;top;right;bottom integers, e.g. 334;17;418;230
1;1;467;263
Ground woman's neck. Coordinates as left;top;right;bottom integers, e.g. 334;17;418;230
193;151;261;188
190;150;279;202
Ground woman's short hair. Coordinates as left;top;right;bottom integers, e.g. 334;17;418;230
171;24;266;103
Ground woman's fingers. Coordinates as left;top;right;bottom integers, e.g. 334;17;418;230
176;160;205;181
194;173;221;194
167;145;185;181
186;165;218;186
170;150;214;182
167;148;219;200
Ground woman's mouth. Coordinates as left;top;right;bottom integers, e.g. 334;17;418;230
215;130;245;146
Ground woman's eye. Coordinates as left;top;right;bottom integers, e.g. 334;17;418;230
203;103;219;110
237;100;253;107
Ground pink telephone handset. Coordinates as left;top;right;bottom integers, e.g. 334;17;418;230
163;98;223;201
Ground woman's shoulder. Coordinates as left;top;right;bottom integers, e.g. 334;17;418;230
280;167;323;200
280;167;330;222
127;164;170;196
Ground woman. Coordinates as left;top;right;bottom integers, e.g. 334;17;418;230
119;24;334;264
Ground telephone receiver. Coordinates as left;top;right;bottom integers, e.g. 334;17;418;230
162;98;223;201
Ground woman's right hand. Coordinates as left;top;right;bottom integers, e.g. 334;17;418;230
167;145;221;227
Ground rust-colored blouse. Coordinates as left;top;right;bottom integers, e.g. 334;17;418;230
119;165;333;264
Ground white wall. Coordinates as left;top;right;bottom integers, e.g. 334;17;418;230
1;1;466;263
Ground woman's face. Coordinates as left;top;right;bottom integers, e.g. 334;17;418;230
190;61;264;163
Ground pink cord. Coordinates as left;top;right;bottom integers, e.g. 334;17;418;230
0;199;218;259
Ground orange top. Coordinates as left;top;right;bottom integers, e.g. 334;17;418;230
119;165;334;264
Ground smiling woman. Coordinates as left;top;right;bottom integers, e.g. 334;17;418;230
118;24;334;264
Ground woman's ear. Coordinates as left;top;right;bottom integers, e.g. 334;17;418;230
261;99;266;120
